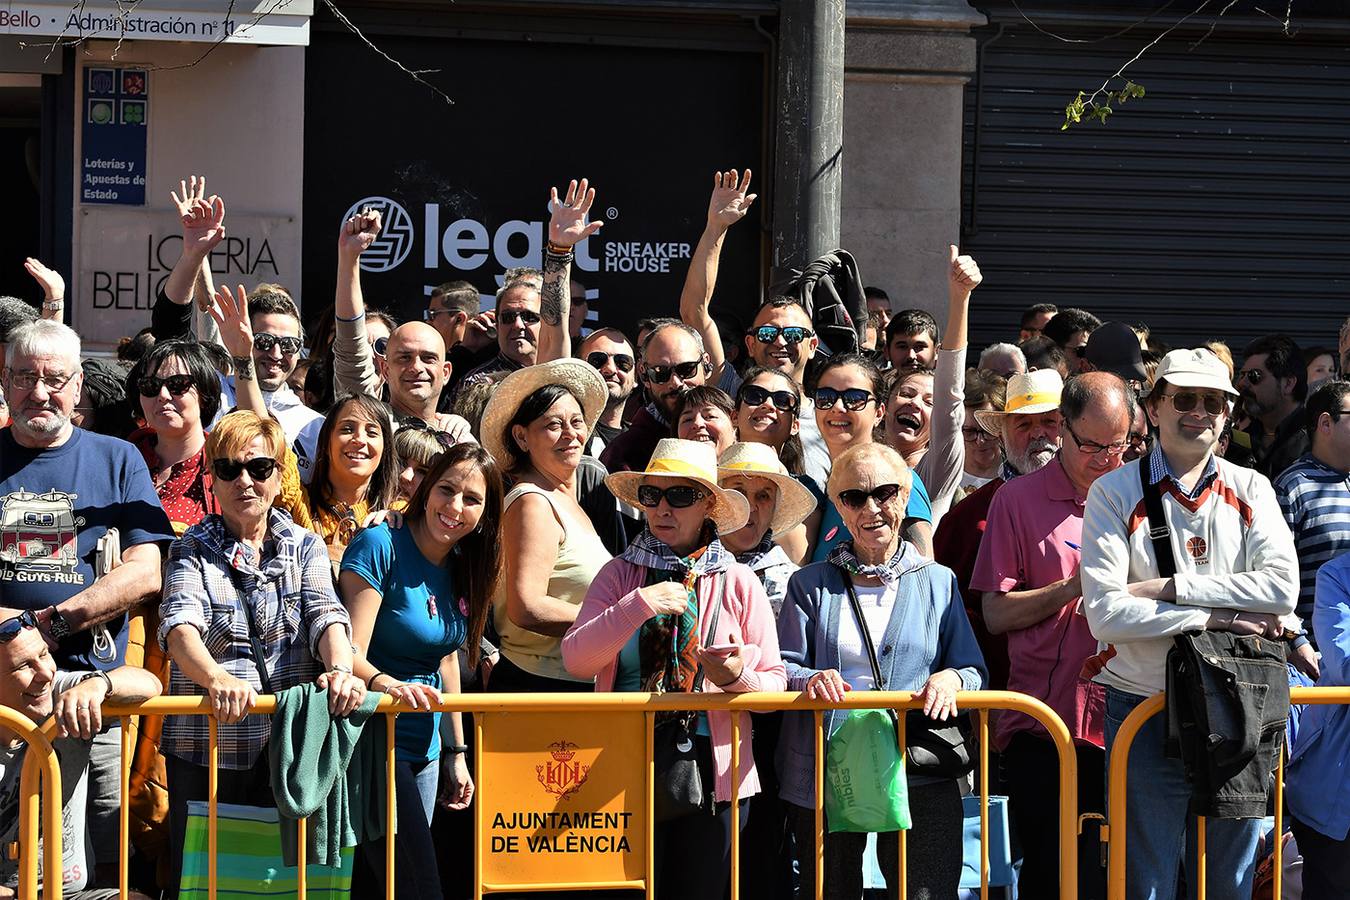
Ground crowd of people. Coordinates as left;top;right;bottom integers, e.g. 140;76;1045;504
0;167;1348;900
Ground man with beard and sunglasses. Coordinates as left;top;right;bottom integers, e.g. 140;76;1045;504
1237;334;1309;480
578;327;637;457
0;320;175;883
460;270;545;388
933;368;1064;692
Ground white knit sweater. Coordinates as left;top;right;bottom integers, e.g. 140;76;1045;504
1080;454;1298;696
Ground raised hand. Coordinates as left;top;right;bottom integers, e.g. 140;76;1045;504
707;169;757;230
209;283;255;362
24;258;65;303
338;208;382;261
170;174;208;218
548;179;603;249
181;195;226;255
949;245;982;294
462;309;496;351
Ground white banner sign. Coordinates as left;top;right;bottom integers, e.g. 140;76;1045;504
0;3;310;46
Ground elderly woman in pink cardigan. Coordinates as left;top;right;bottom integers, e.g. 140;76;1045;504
562;439;787;897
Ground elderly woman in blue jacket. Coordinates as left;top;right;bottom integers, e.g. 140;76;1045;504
777;442;986;900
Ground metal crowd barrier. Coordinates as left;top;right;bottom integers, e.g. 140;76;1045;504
1;706;64;900
14;689;1081;900
1105;685;1350;900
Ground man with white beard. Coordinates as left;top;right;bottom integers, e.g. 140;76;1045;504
933;369;1065;691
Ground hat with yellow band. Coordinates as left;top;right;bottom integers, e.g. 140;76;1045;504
605;438;751;534
716;442;818;537
973;368;1065;435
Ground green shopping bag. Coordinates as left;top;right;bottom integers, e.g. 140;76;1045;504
824;708;911;833
179;801;353;898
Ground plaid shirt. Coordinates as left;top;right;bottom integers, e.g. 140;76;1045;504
158;508;351;769
1147;443;1220;500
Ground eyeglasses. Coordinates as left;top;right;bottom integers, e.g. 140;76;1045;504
636;484;707;509
252;333;303;355
499;309;541;328
961;426;995;444
586;351;634;373
643;361;703;385
836;483;903;510
137;374;195;399
1236;368;1266;386
373;337;389;358
751;325;814;345
0;610;39;645
739;384;798;413
814;387;876;412
5;369;78;392
1164;391;1229;416
1065;421;1130;458
1325;409;1350;422
211;457;280;482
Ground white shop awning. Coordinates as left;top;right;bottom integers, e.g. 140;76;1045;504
1;1;313;48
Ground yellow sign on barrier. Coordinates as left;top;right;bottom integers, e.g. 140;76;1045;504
478;710;647;891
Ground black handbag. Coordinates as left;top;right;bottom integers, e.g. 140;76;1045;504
841;569;975;780
651;575;723;822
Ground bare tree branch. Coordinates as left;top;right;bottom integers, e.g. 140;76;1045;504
1011;0;1183;44
320;0;454;106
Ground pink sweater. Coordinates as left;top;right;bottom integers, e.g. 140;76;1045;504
561;557;788;801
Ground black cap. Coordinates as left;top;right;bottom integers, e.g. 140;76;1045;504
1084;322;1147;383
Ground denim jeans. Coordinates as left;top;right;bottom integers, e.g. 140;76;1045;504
1105;686;1262;900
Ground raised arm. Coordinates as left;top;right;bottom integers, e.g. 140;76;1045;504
24;257;65;321
333;209;383;396
208;283;267;415
539;178;603;364
679;170;757;382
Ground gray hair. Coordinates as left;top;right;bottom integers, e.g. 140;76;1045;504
6;319;81;368
496;267;543;301
0;296;38;344
979;342;1026;372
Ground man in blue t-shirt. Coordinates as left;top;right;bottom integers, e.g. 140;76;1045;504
0;320;174;881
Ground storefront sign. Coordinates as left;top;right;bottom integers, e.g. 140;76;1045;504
479;711;646;890
0;3;311;46
81;66;147;205
75;206;301;351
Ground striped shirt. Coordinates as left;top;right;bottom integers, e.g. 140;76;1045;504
1275;454;1350;639
158;509;351;769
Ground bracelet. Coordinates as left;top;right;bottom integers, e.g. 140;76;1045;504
447;744;469;755
330;664;353;675
1225;610;1239;629
366;670;387;689
79;670;114;696
43;300;64;311
545;241;574;257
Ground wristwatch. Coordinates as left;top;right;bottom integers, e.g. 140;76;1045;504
47;607;72;642
78;670;114;695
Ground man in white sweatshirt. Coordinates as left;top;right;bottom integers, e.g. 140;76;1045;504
1081;347;1298;900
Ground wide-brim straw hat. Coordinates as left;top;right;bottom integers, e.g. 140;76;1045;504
481;359;609;466
716;442;818;537
606;438;751;535
974;368;1065;435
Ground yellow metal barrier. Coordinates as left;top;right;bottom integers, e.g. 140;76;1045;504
1105;685;1350;900
13;689;1081;899
3;705;66;900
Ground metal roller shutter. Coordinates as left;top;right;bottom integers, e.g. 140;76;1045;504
961;3;1350;355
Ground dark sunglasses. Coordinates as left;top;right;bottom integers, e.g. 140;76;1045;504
586;351;634;373
0;609;39;645
500;309;541;327
253;333;303;355
211;457;280;482
751;325;814;345
1165;391;1228;416
373;336;389;358
636;484;707;509
137;373;195;398
643;360;703;385
1236;368;1266;386
814;387;876;412
836;483;903;510
739;384;798;413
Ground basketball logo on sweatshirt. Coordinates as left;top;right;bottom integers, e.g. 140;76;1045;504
1185;536;1209;566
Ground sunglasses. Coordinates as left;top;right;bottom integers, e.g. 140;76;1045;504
961;426;995;444
1236;368;1266;386
636;484;708;509
751;325;814;345
643;361;703;385
253;333;303;355
137;373;195;398
0;609;39;645
836;483;903;510
586;351;635;373
373;336;389;358
814;387;876;412
1164;391;1229;416
211;457;280;482
500;309;541;327
739;384;798;413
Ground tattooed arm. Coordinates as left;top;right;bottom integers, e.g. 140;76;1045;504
537;178;603;364
209;283;268;415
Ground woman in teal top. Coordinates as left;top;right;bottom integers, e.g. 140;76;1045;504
340;443;504;899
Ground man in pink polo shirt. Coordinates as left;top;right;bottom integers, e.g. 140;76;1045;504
971;371;1135;900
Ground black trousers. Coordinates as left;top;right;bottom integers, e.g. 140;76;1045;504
654;734;750;897
353;758;444;900
1002;732;1107;900
165;751;274;900
791;778;964;900
741;711;793;900
1291;817;1350;900
488;655;594;693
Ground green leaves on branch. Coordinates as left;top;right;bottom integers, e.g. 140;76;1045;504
1062;82;1147;130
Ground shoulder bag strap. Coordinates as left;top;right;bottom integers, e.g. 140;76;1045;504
1138;459;1179;579
691;574;724;693
223;554;275;696
838;568;887;694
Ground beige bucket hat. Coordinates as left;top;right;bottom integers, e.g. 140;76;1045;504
605;438;751;535
480;359;609;465
716;442;818;537
974;368;1065;435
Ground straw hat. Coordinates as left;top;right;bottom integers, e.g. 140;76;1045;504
716;442;818;537
974;369;1065;435
481;359;609;466
606;438;751;535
